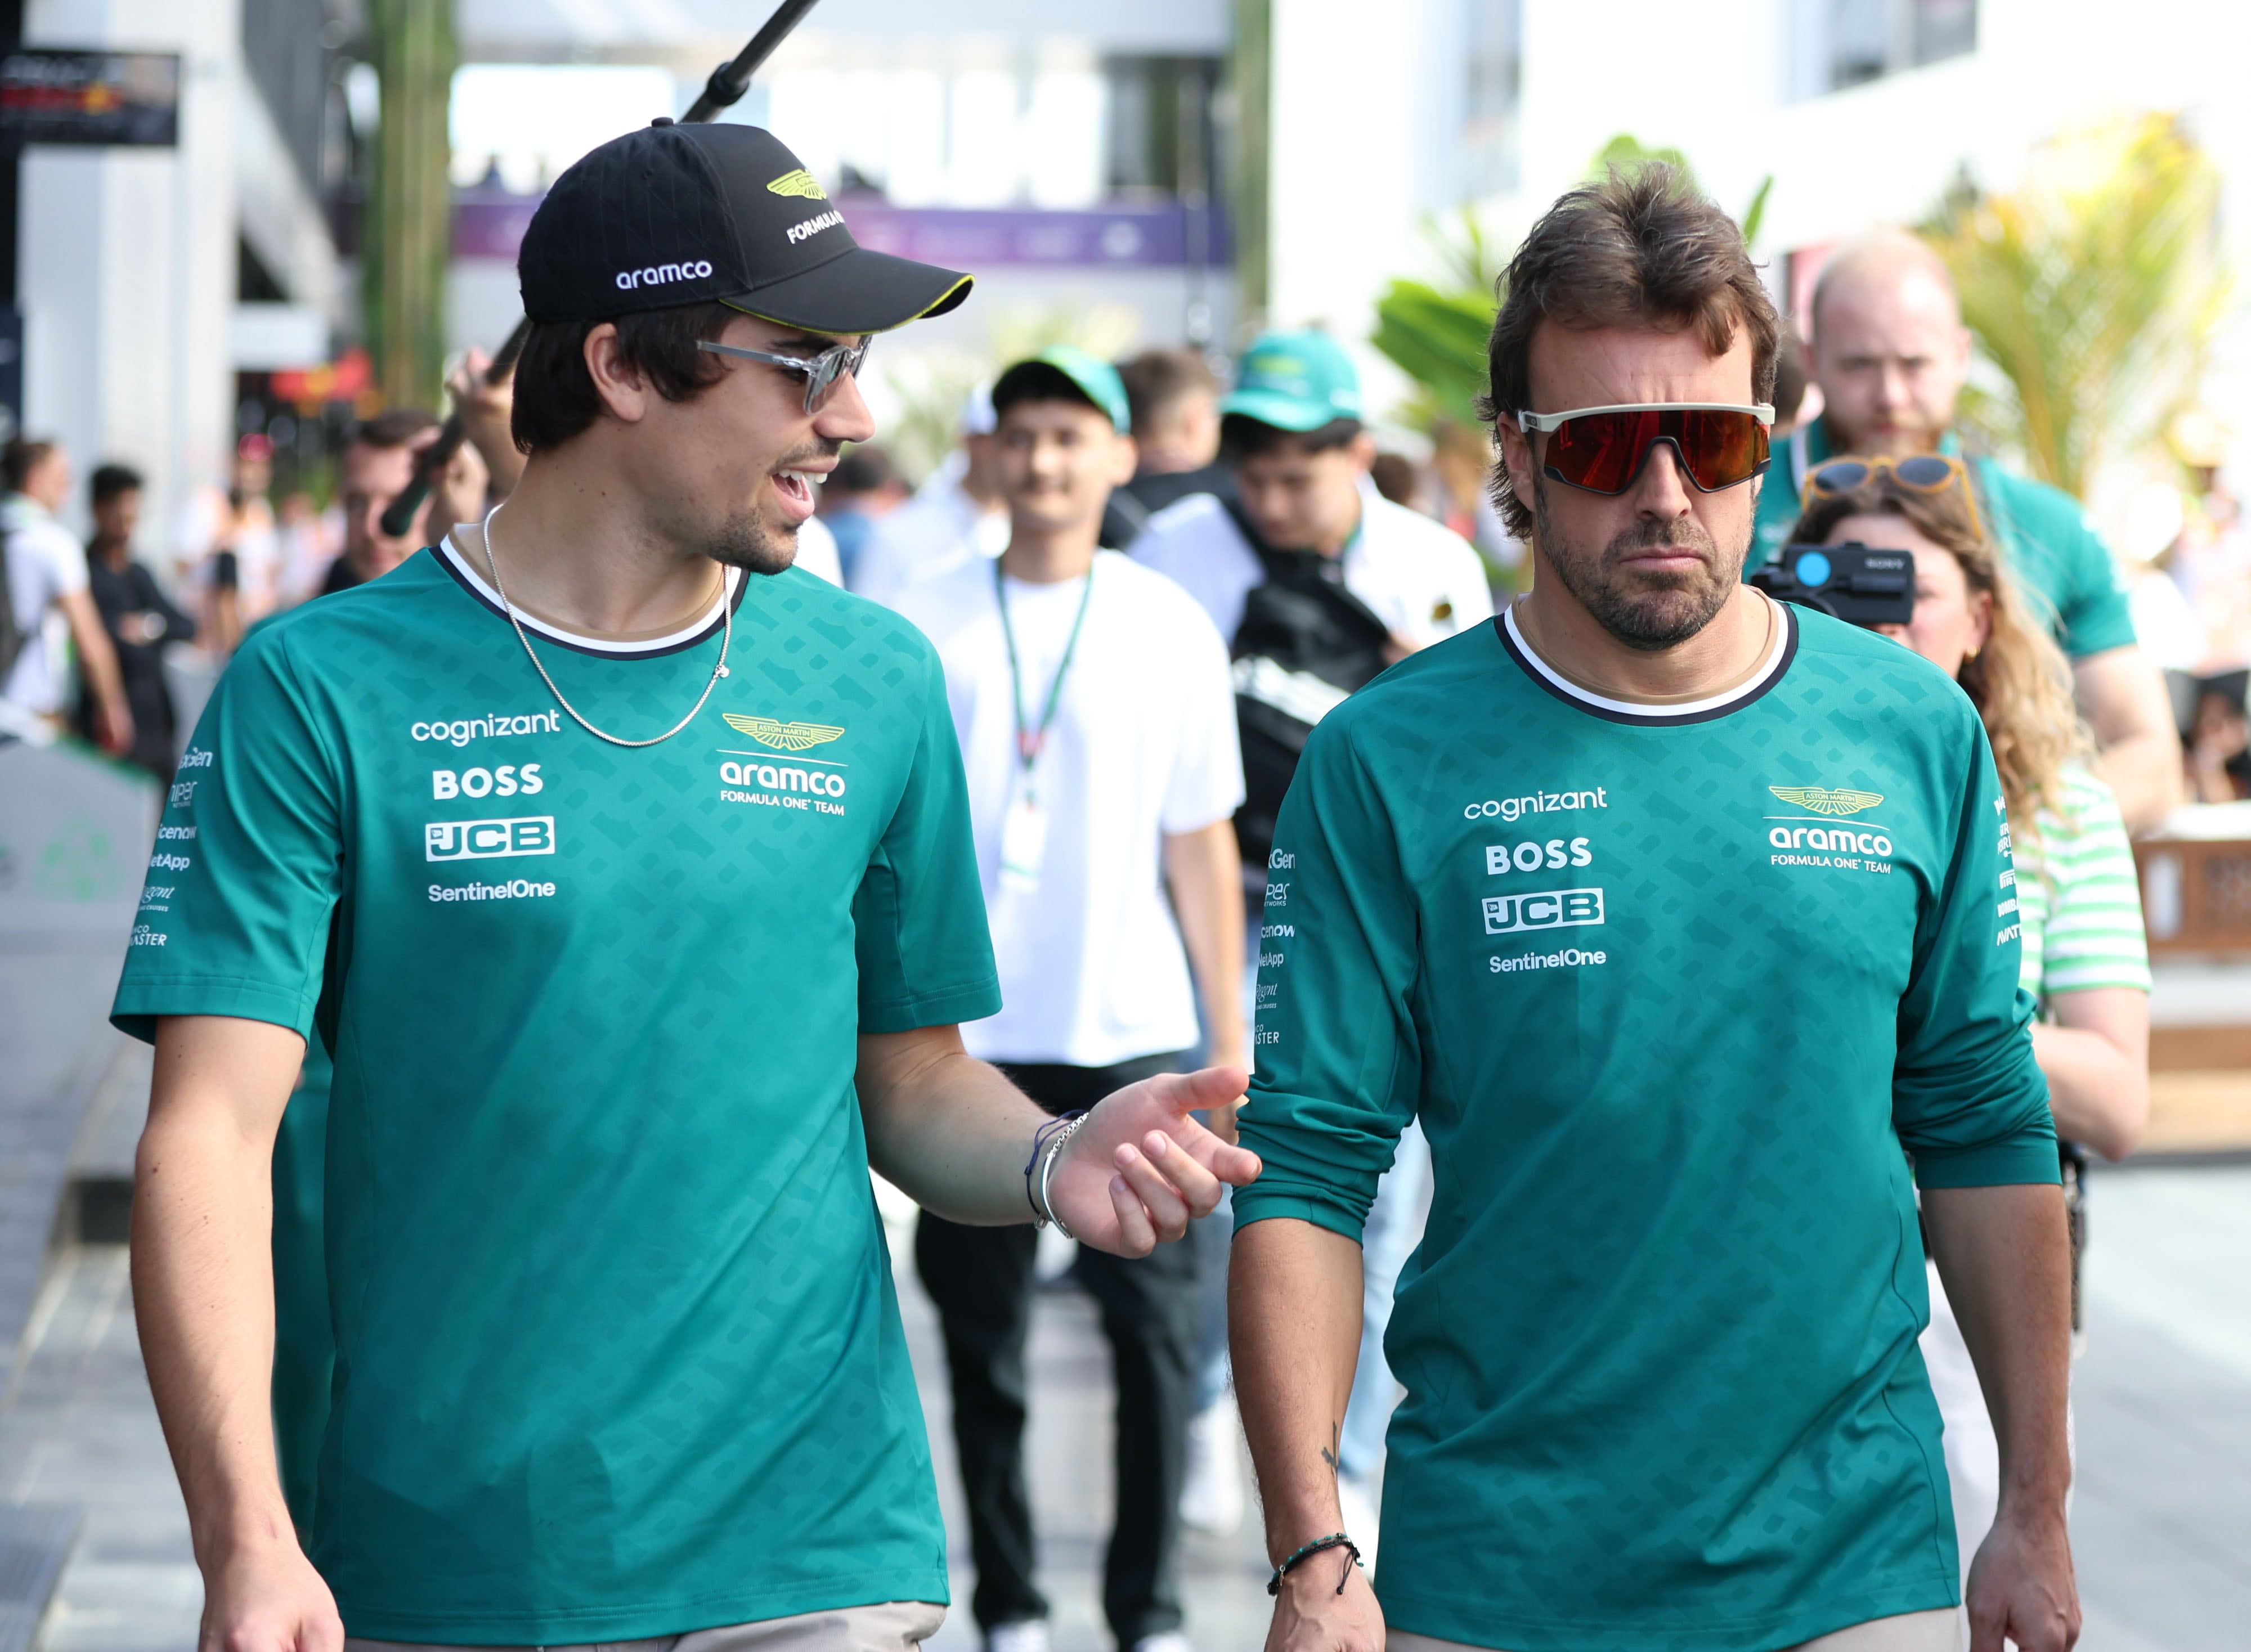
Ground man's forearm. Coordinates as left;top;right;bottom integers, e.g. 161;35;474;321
857;1027;1053;1225
135;1017;304;1566
1921;1183;2073;1512
62;590;131;718
1231;1216;1365;1557
2091;731;2181;837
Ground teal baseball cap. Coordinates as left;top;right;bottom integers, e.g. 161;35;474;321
992;344;1132;434
1220;330;1362;432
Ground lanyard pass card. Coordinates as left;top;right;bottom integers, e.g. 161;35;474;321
999;784;1049;891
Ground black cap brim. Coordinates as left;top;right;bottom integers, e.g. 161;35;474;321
724;246;972;337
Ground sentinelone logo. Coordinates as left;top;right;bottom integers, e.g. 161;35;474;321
615;259;715;291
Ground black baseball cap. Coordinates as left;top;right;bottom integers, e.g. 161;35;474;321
519;120;972;335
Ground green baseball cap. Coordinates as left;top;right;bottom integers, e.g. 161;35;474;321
993;344;1132;434
1220;330;1363;432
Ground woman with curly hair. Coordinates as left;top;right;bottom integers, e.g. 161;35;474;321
1791;455;2150;1588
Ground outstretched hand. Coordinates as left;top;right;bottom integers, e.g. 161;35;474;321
1050;1065;1259;1255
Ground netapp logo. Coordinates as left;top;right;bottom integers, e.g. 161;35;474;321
1482;887;1604;935
425;816;555;862
615;259;714;291
786;210;844;245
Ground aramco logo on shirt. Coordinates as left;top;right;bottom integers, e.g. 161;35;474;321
723;713;845;752
1768;785;1885;816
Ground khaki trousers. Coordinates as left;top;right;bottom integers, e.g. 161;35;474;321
347;1600;947;1652
1388;1605;1960;1652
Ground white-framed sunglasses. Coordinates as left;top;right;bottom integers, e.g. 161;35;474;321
697;335;872;414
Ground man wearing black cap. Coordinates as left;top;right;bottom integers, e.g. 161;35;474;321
115;120;1257;1652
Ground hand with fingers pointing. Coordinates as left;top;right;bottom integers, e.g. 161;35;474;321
1048;1064;1259;1254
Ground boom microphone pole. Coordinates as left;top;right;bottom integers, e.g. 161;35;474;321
379;0;826;540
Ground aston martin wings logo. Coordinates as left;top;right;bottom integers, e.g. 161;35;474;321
1769;785;1885;816
766;168;827;200
724;714;846;752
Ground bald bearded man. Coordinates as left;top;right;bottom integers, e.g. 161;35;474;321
1751;231;2181;833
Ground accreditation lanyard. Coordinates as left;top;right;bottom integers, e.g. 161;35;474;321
994;560;1095;891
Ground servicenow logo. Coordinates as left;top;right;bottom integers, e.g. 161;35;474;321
615;259;715;291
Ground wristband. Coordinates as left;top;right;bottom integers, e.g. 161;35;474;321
1024;1110;1088;1236
1267;1532;1361;1596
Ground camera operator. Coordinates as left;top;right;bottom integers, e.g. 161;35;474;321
1788;455;2149;1595
1755;232;2181;833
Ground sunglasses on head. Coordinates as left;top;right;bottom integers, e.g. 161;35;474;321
1802;452;1984;537
1514;402;1775;495
698;334;872;414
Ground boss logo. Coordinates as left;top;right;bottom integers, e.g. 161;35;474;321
1482;887;1604;935
425;816;555;862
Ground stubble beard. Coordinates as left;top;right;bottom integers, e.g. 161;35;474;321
1531;470;1742;652
702;511;797;577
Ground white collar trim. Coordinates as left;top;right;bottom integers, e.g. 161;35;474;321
441;526;739;657
1501;595;1792;719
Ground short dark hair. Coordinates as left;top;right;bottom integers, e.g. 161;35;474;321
510;302;734;454
830;442;898;495
991;360;1105;425
351;408;441;451
1117;348;1219;433
91;463;144;504
1481;164;1779;539
1220;414;1362;463
2;438;57;493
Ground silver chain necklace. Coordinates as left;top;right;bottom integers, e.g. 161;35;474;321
475;503;732;749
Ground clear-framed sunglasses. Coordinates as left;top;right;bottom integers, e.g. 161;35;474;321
697;334;872;414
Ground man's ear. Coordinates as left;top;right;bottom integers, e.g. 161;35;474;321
1349;431;1379;473
582;323;651;425
1109;431;1140;487
1496;415;1537;504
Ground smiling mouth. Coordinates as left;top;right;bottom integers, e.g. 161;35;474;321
772;469;824;509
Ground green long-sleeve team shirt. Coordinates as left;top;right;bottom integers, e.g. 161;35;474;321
113;544;999;1643
1234;598;2057;1652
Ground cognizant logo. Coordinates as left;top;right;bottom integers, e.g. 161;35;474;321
614;259;714;291
411;711;562;747
1464;786;1607;822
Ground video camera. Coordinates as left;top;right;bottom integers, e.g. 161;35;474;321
1749;542;1914;629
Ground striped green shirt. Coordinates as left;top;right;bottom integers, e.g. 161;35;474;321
2014;768;2151;999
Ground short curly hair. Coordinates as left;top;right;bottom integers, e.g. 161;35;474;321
1481;165;1778;540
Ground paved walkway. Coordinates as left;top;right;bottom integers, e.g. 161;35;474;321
2;1165;2245;1651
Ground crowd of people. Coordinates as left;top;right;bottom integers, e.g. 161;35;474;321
19;110;2204;1652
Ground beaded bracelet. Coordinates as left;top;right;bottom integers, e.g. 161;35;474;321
1024;1110;1089;1236
1266;1532;1361;1596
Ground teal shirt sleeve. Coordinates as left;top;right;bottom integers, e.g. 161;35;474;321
1232;712;1422;1241
1979;464;2137;657
852;638;1002;1032
111;626;344;1044
1894;713;2060;1188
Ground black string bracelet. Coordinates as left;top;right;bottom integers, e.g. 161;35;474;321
1267;1532;1361;1596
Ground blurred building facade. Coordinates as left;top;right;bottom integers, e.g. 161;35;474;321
8;0;360;544
451;0;1237;383
1264;0;2251;477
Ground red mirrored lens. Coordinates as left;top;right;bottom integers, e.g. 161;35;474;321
1541;410;1768;493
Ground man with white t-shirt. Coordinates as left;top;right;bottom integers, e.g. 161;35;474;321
1128;332;1490;1541
892;347;1246;1652
851;384;1008;604
2;437;132;753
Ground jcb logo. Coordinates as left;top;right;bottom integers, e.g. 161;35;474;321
425;816;555;862
1482;886;1604;935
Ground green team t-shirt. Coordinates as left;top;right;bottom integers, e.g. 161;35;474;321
113;542;999;1642
1749;418;2137;658
1234;599;2057;1652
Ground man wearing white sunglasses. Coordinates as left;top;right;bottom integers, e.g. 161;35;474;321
1229;167;2078;1652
